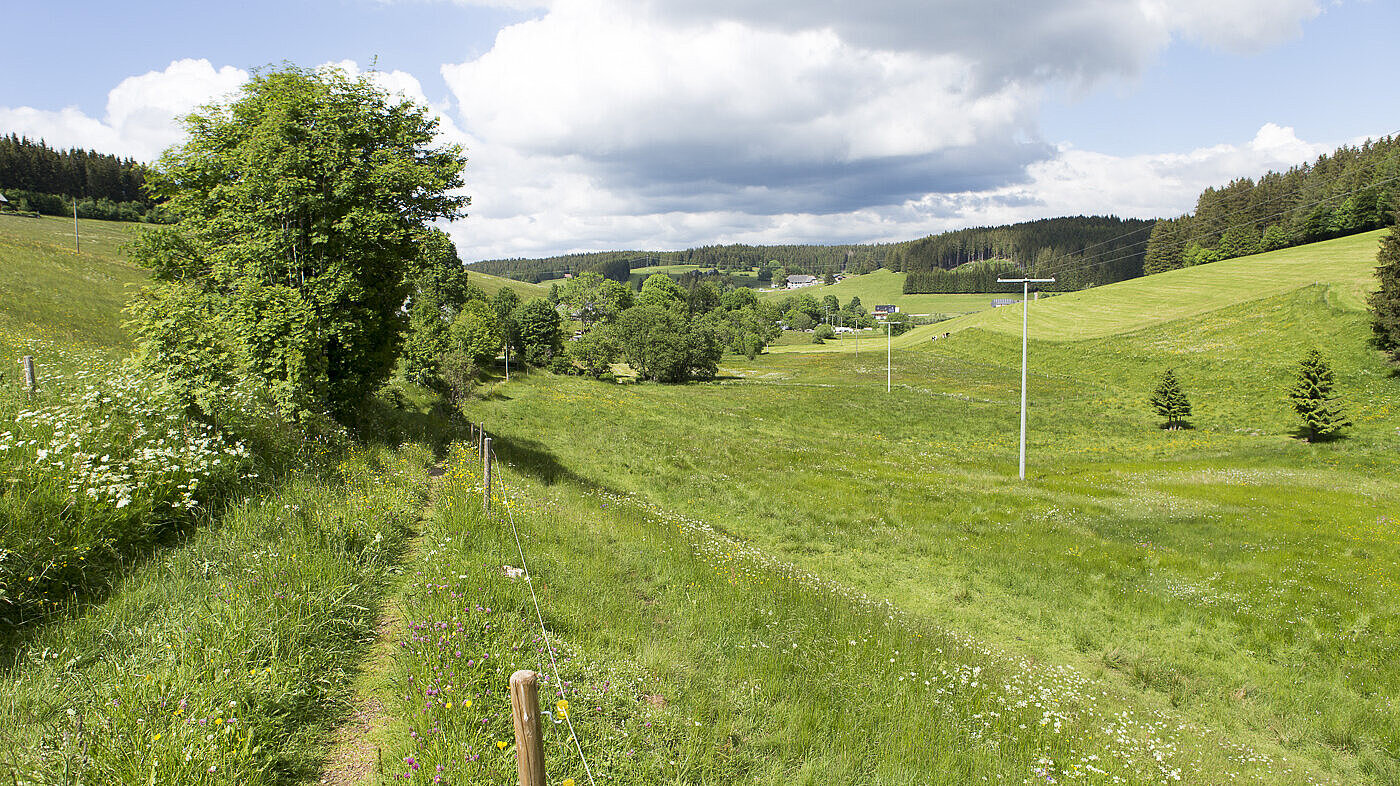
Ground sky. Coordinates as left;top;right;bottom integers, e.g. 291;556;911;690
2;0;1396;262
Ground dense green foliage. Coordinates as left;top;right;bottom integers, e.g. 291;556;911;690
557;271;634;327
1288;349;1351;442
1145;135;1400;273
0;135;168;222
450;299;505;365
902;216;1156;292
1148;368;1192;429
611;304;721;382
509;298;564;366
128;65;467;420
1370;222;1400;361
400;229;475;388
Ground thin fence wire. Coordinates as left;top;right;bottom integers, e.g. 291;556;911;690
486;443;599;786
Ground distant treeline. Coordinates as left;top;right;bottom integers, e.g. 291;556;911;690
472;243;893;283
900;216;1156;293
475;216;1156;294
1144;136;1400;274
0;134;170;222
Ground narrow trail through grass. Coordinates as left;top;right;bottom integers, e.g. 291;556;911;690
319;462;448;786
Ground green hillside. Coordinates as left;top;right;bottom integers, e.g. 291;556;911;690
470;268;549;300
449;232;1399;783
906;229;1385;343
0;213;147;350
760;268;996;315
0;214;546;356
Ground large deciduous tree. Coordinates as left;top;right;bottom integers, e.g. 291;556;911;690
613;305;721;382
510;298;564;366
401;228;476;388
128;65;467;420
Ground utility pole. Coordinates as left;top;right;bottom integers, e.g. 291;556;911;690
996;276;1055;480
73;202;80;254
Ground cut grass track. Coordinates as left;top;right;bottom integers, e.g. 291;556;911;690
372;443;1309;784
0;441;436;784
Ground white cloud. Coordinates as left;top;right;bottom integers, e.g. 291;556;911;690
0;59;247;161
0;1;1339;261
437;0;1333;259
449;123;1343;259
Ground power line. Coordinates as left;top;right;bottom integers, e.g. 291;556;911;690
1015;132;1400;282
1042;167;1400;282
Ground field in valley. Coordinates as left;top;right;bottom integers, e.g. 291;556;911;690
1;213;1398;784
759;269;1000;316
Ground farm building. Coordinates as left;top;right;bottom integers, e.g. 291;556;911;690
872;304;898;315
785;274;818;287
991;298;1019;308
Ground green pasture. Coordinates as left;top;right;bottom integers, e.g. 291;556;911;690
471;269;550;300
759;269;998;315
4;210;1399;783
908;230;1386;343
0;213;148;349
460;242;1400;782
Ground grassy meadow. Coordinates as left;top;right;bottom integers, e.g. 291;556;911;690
2;209;1399;785
447;236;1400;783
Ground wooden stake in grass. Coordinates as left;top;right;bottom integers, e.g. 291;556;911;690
509;670;546;786
483;437;493;516
21;355;36;392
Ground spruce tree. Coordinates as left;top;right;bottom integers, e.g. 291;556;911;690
1288;349;1351;442
1149;369;1192;430
1368;221;1400;362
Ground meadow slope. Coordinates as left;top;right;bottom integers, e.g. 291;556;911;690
457;232;1400;783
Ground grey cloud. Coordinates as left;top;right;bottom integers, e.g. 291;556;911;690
587;136;1055;214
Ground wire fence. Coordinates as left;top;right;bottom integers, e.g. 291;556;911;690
483;435;599;786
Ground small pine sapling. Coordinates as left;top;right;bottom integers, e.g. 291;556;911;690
1149;369;1192;430
1288;348;1351;442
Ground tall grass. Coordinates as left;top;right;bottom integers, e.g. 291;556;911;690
0;441;434;784
454;285;1399;782
368;443;1330;784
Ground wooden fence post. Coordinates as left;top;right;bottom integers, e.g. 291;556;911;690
21;355;36;392
509;670;546;786
483;437;492;516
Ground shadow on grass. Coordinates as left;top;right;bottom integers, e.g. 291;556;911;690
487;431;625;498
1289;429;1351;444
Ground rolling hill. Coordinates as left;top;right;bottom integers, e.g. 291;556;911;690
903;229;1385;344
